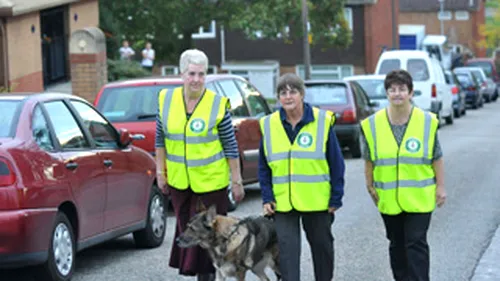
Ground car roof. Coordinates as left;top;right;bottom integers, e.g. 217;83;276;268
102;74;246;88
380;50;430;58
0;92;86;103
344;74;386;81
467;58;494;63
304;80;348;85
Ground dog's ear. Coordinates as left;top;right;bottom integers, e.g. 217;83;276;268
196;198;207;213
205;204;217;225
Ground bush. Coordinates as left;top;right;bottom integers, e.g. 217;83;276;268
107;59;150;82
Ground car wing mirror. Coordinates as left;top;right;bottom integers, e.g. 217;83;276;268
118;128;132;147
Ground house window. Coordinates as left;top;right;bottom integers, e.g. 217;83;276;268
161;65;217;76
437;11;452;21
192;20;216;39
295;64;354;80
455;11;470;21
344;8;353;30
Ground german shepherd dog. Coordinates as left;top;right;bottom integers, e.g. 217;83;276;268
176;200;281;281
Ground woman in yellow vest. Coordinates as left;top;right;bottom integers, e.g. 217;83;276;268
155;49;245;281
259;73;345;281
360;70;447;281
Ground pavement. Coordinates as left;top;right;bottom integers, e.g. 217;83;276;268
470;224;500;280
44;81;72;94
2;101;500;281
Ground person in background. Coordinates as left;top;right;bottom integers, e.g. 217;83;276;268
141;42;155;72
119;40;135;61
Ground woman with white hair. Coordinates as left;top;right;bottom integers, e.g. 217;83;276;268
155;49;245;281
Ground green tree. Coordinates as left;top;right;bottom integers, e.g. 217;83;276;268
100;0;352;64
478;0;500;51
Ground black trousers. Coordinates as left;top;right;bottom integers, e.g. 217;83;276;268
274;210;334;281
381;212;432;281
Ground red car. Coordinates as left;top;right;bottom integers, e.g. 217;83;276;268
0;93;166;281
94;74;273;211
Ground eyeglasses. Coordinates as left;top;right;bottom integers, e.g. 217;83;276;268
278;89;301;97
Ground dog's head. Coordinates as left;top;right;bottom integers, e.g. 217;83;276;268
176;199;217;248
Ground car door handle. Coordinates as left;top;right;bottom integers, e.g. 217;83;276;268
103;159;113;167
65;162;78;170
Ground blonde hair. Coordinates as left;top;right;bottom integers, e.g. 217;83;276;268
179;49;208;73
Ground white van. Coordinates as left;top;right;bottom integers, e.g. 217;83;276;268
374;50;454;125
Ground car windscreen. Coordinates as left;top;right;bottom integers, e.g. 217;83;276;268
96;85;179;122
0;100;21;137
455;74;473;87
467;62;493;78
304;83;348;105
378;59;401;75
354;79;386;100
407;59;429;81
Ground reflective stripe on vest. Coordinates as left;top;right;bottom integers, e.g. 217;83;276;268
159;87;229;193
361;107;438;215
261;107;333;212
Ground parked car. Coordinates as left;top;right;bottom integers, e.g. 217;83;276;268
303;80;378;158
444;70;467;118
94;74;273;211
344;74;388;111
452;69;483;109
454;66;496;103
375;50;454;125
0;93;165;281
465;57;500;101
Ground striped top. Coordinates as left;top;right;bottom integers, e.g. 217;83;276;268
155;107;239;159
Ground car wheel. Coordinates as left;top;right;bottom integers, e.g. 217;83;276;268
445;110;454;125
39;212;75;281
454;108;460;119
227;183;238;212
133;186;166;248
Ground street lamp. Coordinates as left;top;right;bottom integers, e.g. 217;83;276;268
438;0;444;35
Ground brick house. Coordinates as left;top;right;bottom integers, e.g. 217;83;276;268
180;0;398;97
399;0;486;57
0;0;99;92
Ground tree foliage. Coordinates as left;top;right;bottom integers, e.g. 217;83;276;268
478;0;500;51
99;0;352;63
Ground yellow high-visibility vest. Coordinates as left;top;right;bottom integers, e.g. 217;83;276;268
158;87;230;193
361;107;439;215
260;107;334;212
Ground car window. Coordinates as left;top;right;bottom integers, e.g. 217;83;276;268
71;101;118;149
44;101;90;150
0;100;20;138
472;70;485;82
407;59;429;81
456;74;473;87
351;82;369;107
216;79;250;117
234;79;270;118
32;105;55;151
467;61;493;78
96;85;177;122
378;59;401;74
354;79;387;100
206;82;221;95
305;83;348;105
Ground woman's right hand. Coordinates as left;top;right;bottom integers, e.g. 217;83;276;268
157;173;168;195
263;202;276;216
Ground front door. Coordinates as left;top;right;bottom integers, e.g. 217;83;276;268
40;6;68;87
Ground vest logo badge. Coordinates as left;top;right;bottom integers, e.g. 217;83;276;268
297;132;313;148
190;119;206;133
405;137;421;153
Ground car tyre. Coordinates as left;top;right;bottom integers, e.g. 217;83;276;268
445;111;454;125
39;212;75;281
133;186;166;248
350;134;362;159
